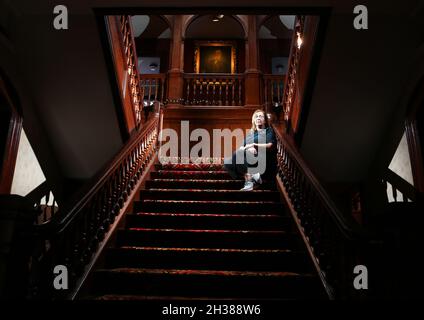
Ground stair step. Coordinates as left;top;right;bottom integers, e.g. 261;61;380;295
151;170;232;180
92;268;324;299
146;179;245;190
155;163;224;171
116;228;296;249
126;212;290;230
140;189;280;201
84;161;325;299
134;199;284;214
146;179;276;190
105;246;313;272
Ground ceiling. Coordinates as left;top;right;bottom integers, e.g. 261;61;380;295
185;15;245;39
134;15;170;39
260;15;293;39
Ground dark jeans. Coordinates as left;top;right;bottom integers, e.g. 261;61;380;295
224;148;276;180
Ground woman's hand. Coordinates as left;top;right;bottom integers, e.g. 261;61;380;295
246;147;257;155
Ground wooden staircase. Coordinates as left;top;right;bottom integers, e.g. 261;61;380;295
86;161;326;300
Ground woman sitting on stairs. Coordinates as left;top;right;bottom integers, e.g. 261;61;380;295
224;109;277;191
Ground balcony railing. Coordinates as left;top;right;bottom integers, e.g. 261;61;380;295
263;74;285;111
183;73;244;106
139;74;166;106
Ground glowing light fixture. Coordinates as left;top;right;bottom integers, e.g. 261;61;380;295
212;14;224;22
296;32;303;49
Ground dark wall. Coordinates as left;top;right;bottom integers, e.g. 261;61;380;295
259;39;291;74
134;38;171;73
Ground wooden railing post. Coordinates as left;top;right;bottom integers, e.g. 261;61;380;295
244;16;261;108
167;15;184;107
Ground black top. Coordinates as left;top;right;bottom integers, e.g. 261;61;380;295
243;127;277;148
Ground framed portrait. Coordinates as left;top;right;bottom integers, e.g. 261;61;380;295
194;41;237;74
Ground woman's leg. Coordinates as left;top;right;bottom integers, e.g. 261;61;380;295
224;149;248;179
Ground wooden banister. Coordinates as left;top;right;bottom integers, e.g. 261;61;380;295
383;168;417;202
24;114;160;299
272;124;373;299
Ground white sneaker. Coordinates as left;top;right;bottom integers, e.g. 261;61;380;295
240;180;254;191
252;173;262;185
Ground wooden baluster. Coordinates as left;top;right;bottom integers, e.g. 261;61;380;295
186;79;190;105
231;80;235;106
147;79;152;106
199;78;203;104
160;77;165;103
193;79;197;105
225;80;229;105
139;79;144;106
206;80;209;105
219;81;223;106
154;79;159;101
276;79;280;105
238;78;242;106
264;79;268;110
44;191;50;220
391;183;398;202
212;79;216;105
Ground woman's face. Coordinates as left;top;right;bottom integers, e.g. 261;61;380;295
254;112;265;128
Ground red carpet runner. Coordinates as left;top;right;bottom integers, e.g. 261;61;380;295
89;162;325;299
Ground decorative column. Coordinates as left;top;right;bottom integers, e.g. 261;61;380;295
244;15;261;108
167;15;184;107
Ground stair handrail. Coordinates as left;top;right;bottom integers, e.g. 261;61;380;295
25;181;59;224
383;168;417;202
34;117;158;233
25;115;160;299
272;124;374;299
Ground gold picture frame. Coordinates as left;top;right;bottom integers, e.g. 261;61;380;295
194;41;237;74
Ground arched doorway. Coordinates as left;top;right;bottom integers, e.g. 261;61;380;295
184;15;246;73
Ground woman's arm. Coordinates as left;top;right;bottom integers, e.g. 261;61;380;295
245;142;273;149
